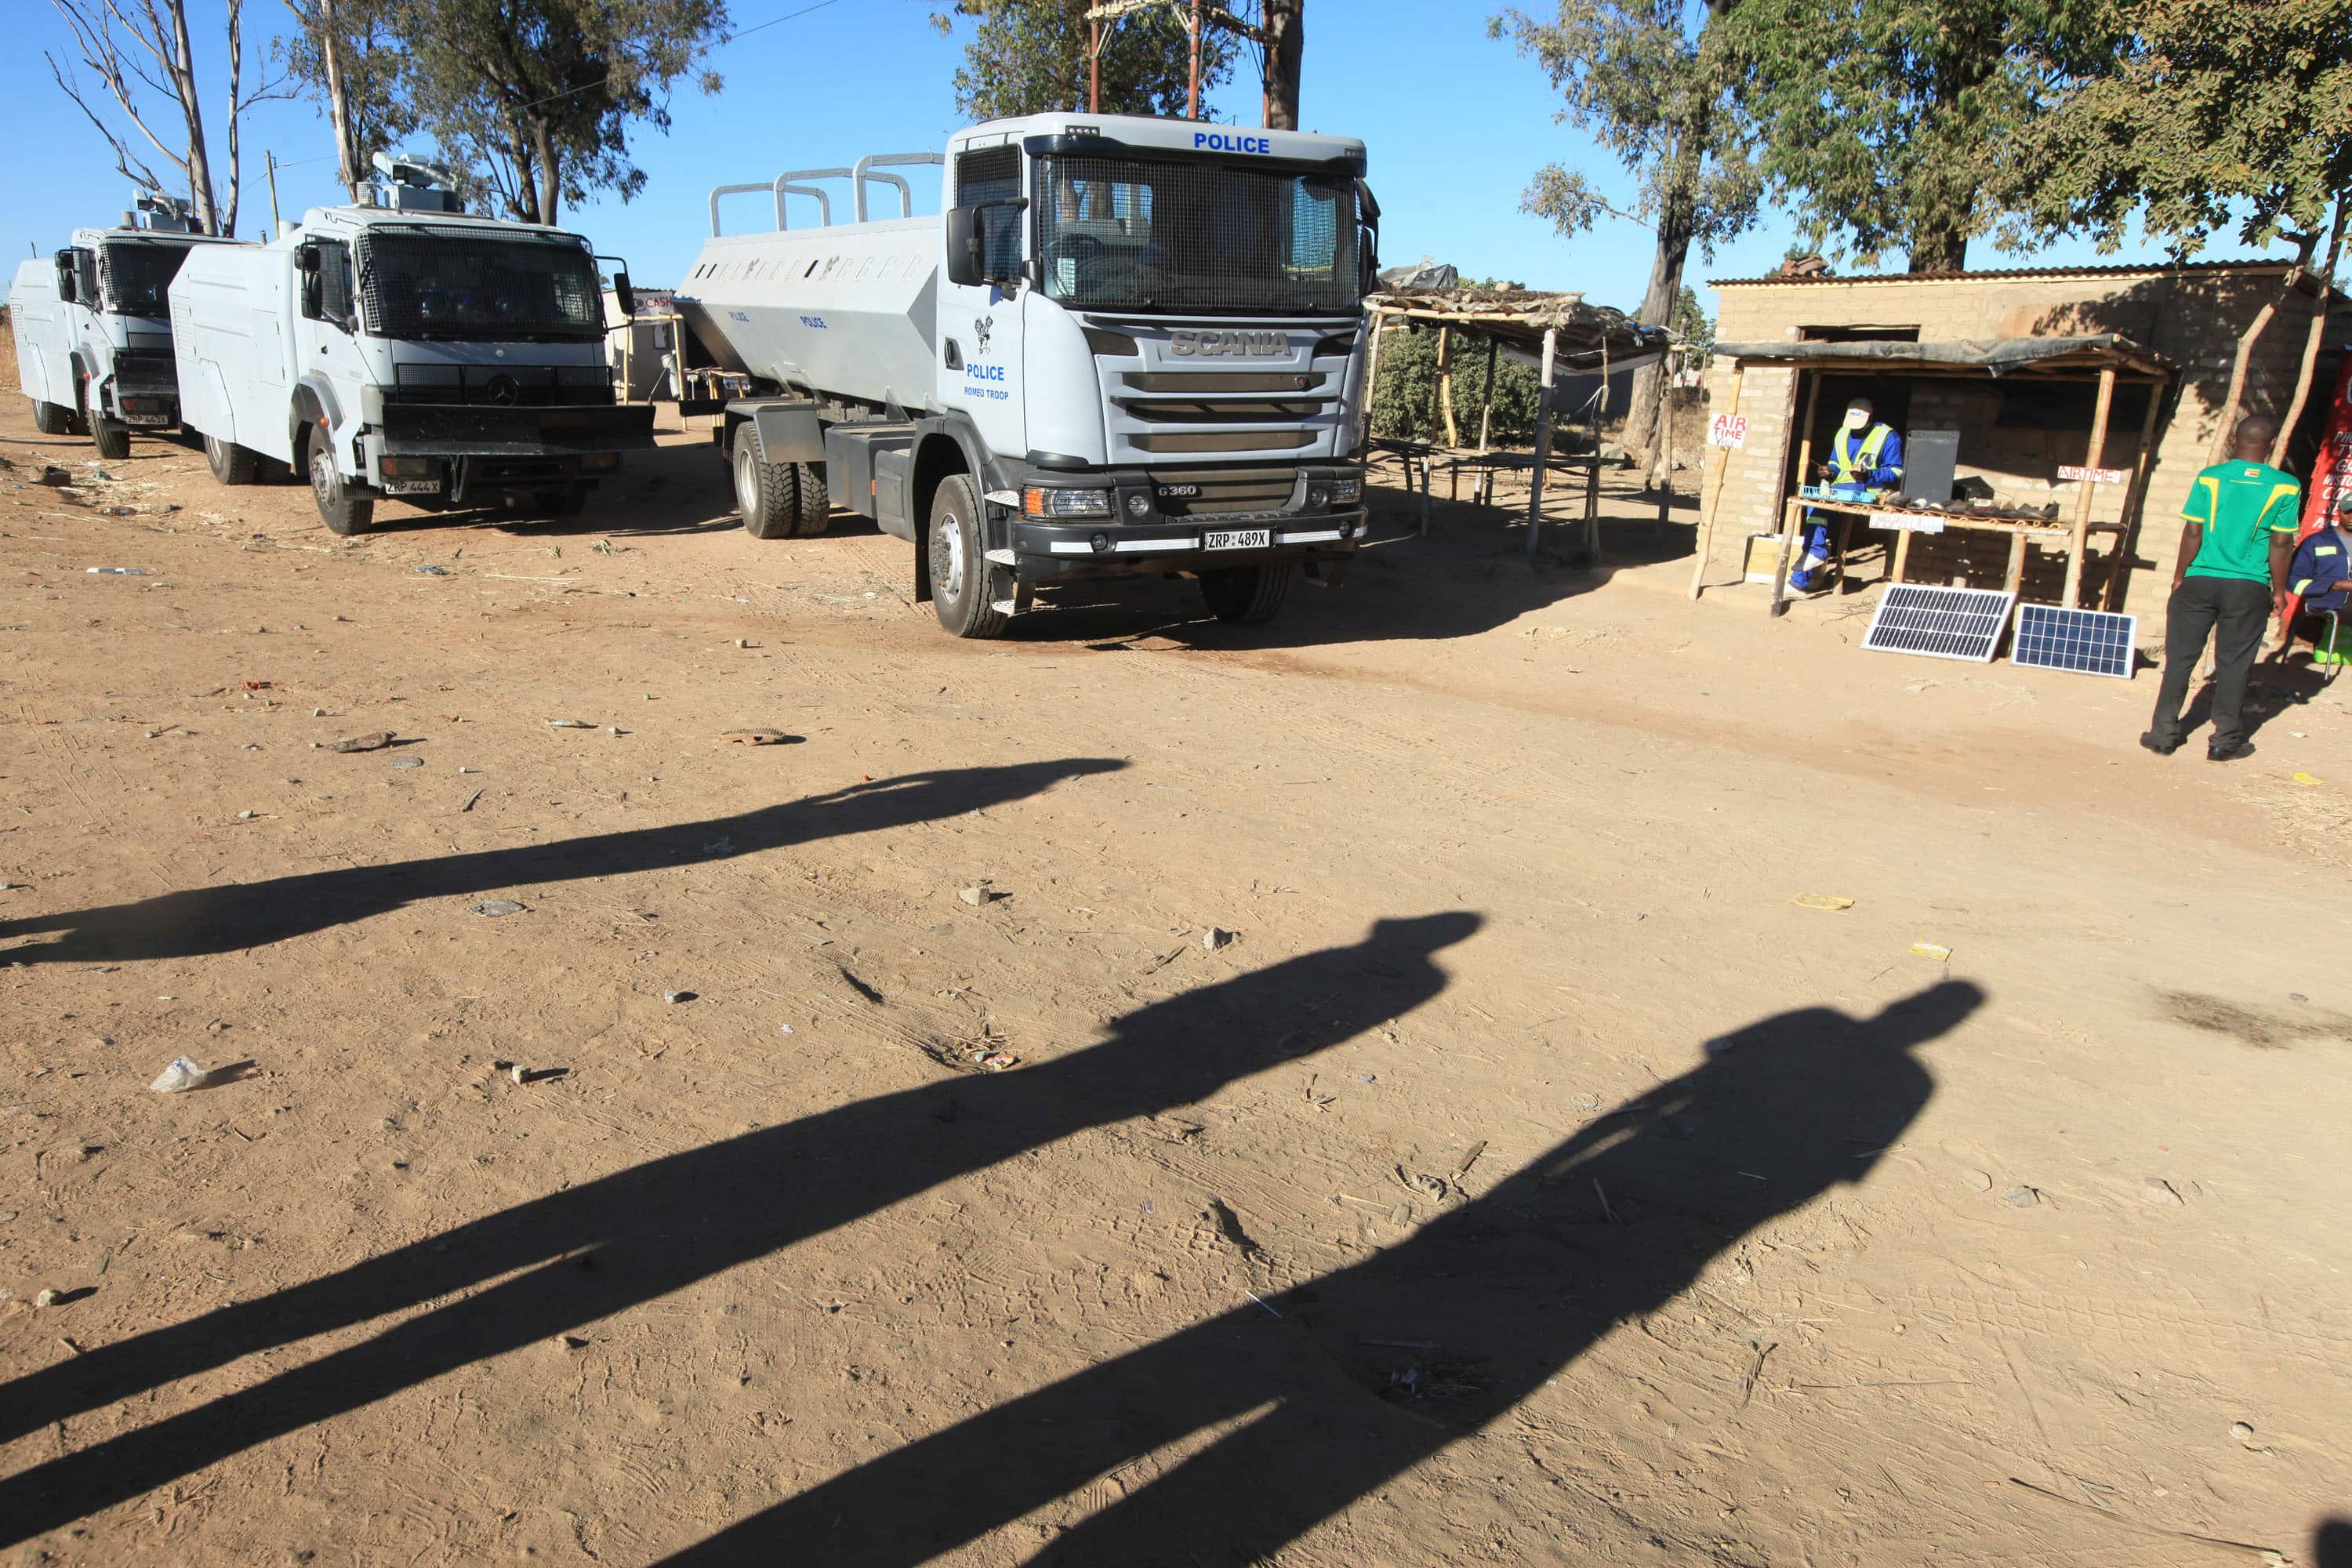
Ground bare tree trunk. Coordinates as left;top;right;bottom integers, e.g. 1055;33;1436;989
1906;215;1967;274
2273;192;2347;468
1261;0;1303;130
1624;131;1696;474
533;116;560;225
223;0;245;236
161;0;220;234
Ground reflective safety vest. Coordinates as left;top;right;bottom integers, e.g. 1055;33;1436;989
1829;423;1896;485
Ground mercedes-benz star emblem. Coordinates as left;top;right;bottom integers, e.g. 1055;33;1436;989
485;375;520;406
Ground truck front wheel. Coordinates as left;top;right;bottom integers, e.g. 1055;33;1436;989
91;414;131;462
205;433;258;485
1200;561;1293;625
927;475;1008;640
733;430;799;540
308;439;374;535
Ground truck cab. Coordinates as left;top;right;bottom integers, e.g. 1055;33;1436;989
678;112;1378;637
7;194;248;459
171;158;654;535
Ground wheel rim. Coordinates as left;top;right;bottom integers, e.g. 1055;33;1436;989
310;446;333;503
932;512;966;601
734;442;759;520
206;435;223;466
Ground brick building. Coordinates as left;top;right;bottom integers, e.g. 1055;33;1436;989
1694;260;2335;614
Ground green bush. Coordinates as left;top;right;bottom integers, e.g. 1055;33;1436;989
1369;326;1544;445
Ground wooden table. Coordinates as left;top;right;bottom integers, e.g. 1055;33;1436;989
1769;496;2127;613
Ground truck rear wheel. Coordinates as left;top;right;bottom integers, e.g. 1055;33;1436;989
928;474;1008;640
1200;561;1293;625
91;414;131;462
308;438;374;535
204;433;258;485
792;462;830;536
733;430;798;540
32;401;70;437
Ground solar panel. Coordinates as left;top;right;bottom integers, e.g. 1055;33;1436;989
1862;585;2016;662
2009;603;2140;678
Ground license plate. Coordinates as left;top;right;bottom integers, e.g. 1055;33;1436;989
124;413;171;426
1203;528;1271;550
383;480;443;495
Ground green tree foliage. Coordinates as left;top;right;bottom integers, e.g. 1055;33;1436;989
1999;0;2352;256
1490;1;1755;469
279;0;417;201
390;0;724;225
1718;0;2094;273
1370;328;1545;445
928;1;1235;122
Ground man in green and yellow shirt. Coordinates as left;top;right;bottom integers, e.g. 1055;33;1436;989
2142;416;2300;762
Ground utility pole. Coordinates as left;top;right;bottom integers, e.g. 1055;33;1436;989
265;150;281;234
1187;0;1203;120
1088;18;1102;113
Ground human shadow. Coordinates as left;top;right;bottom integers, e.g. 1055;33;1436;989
659;980;1979;1566
0;912;1484;1544
2316;1518;2352;1568
0;759;1123;965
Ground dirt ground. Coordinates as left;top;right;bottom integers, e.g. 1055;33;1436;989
2;381;2349;1568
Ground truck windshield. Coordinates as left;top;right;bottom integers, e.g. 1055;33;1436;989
1035;154;1361;315
357;230;604;342
100;241;194;318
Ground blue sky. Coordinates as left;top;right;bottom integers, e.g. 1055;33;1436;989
0;0;2290;318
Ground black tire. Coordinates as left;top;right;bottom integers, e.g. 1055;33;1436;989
791;461;831;536
732;430;798;540
307;436;374;535
91;414;130;462
535;485;590;517
204;432;258;485
927;474;1008;640
32;401;68;436
1200;561;1294;625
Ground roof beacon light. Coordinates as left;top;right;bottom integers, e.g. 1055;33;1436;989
367;151;463;214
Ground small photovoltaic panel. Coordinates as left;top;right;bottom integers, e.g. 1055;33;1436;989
1861;585;2016;663
2010;603;2139;679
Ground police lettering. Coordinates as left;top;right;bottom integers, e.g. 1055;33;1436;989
1193;132;1272;154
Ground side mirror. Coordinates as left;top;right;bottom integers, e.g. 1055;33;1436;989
946;198;1028;290
296;244;321;275
606;263;637;321
54;250;75;303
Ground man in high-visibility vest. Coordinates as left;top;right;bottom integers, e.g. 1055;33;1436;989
1790;398;1904;593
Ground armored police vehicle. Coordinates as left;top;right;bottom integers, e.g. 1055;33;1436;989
169;155;653;535
677;112;1379;637
8;194;248;459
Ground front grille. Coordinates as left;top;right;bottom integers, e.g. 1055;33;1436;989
1134;431;1316;455
113;349;178;392
386;363;615;408
1148;466;1298;517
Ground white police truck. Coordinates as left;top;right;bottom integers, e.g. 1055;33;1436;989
7;194;249;459
169;156;653;535
677;112;1379;637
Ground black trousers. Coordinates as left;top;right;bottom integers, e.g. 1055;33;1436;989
2150;575;2272;748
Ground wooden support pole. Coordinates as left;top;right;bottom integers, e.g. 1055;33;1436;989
1766;370;1824;616
2104;377;2169;611
1187;0;1203;120
2004;529;2027;598
1583;393;1602;561
2065;365;2118;608
1475;337;1497;507
1434;326;1457;452
1358;308;1388;459
1526;327;1559;557
1891;524;1914;585
1418;456;1432;538
1686;363;1745;599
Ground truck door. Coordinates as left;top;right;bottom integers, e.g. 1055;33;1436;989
295;238;360;464
938;147;1025;459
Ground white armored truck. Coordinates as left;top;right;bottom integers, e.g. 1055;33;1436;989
677;112;1379;637
8;194;249;459
169;157;653;535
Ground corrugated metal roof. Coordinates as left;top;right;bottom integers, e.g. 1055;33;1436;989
1710;258;2292;288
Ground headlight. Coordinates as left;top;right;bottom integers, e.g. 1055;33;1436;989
1330;476;1363;504
1023;486;1112;520
1307;482;1332;510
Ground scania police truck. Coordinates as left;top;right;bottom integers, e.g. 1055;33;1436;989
169;155;654;535
8;194;248;459
677;112;1378;637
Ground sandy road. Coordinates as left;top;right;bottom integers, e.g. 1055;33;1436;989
1;399;2348;1565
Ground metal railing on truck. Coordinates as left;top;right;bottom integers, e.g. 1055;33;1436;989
704;153;946;236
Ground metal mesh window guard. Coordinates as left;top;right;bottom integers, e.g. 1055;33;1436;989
358;229;603;342
100;242;191;318
956;147;1023;279
1037;154;1359;315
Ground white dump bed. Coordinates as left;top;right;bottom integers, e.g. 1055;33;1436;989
678;216;939;411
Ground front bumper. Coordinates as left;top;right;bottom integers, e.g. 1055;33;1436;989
1010;509;1366;581
369;403;657;504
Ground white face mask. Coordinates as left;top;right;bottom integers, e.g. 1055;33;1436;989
1843;408;1870;430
